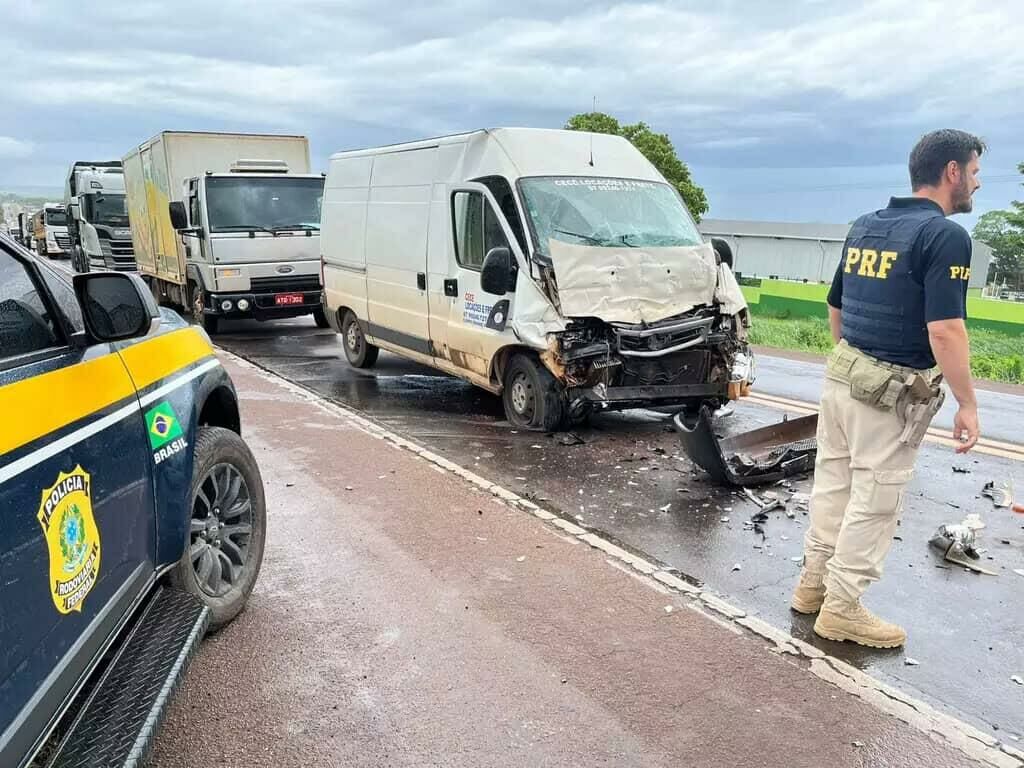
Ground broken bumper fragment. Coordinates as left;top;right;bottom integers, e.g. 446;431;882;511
673;406;819;486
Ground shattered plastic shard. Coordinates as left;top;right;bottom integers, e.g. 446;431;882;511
905;658;920;666
731;563;742;571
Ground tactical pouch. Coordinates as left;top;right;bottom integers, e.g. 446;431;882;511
848;363;900;409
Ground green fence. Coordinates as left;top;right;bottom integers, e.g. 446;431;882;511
741;280;1024;336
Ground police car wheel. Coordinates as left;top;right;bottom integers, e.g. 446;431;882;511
341;310;379;368
502;354;566;432
169;426;267;631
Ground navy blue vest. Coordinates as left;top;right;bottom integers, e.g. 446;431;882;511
840;204;943;369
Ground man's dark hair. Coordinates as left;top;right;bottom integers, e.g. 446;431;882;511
909;129;986;190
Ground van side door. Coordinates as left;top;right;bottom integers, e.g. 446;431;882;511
437;182;523;383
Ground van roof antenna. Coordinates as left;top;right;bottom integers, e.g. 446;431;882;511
588;96;596;167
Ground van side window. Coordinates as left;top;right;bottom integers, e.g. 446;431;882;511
475;176;528;254
0;252;61;361
453;192;510;270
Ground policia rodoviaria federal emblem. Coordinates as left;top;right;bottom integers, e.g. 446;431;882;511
37;466;102;614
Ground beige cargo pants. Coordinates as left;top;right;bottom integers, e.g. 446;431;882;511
803;376;921;604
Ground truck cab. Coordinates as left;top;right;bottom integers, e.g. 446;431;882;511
0;234;266;767
31;204;70;259
166;160;327;334
65;161;136;273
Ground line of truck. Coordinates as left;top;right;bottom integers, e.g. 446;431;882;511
22;126;756;430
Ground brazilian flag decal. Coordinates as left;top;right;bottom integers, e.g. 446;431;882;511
145;401;183;450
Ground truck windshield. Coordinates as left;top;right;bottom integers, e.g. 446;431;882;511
45;208;67;227
205;176;324;233
518;176;702;258
85;193;129;226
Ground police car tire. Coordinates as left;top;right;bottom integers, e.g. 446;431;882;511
169;426;267;631
502;354;566;432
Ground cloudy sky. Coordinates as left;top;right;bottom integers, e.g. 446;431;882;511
2;0;1023;229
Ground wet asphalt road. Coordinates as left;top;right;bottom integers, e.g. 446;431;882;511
214;317;1024;738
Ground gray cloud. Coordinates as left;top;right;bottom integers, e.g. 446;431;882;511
2;0;1021;223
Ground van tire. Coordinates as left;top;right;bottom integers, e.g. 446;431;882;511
169;426;267;631
341;310;379;368
502;354;566;432
313;305;331;329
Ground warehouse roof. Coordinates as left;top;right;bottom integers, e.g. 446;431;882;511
699;218;854;241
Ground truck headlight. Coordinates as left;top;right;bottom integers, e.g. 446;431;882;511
236;298;250;311
220;300;234;312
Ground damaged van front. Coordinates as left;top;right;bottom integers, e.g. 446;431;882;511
517;175;755;421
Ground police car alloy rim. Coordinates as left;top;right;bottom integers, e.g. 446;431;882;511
189;462;254;597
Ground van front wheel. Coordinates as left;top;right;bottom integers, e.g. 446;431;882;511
342;310;379;368
502;354;566;432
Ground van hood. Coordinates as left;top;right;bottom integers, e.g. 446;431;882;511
548;240;724;324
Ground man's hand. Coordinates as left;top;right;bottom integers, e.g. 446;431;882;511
952;404;979;453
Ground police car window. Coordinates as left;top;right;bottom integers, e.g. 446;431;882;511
37;260;84;331
0;252;61;359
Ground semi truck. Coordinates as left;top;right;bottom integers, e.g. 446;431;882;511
30;203;70;258
123;131;328;334
65;160;136;272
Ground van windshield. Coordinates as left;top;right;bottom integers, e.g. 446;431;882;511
205;176;324;233
518;176;702;258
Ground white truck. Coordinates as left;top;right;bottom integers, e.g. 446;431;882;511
123;131;327;334
64;160;136;273
30;203;70;258
321;128;753;431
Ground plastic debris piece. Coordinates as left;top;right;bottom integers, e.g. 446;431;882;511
904;658;920;666
720;516;731;523
516;556;526;563
790;556;803;563
732;563;742;571
1014;569;1024;578
852;741;865;748
664;605;674;614
659;503;672;512
554;432;585;446
952;466;971;474
344;485;354;491
1012;675;1024;686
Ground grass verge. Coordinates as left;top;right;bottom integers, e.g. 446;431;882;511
748;314;1024;385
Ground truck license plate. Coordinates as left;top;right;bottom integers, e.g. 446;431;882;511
275;293;304;306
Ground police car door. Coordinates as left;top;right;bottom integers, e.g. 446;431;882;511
0;245;157;764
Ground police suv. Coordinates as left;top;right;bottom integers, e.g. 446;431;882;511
0;233;267;767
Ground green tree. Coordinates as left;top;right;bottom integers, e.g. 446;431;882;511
973;163;1024;290
566;112;708;219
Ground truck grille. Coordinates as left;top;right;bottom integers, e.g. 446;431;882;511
249;274;321;294
100;239;137;271
55;234;71;249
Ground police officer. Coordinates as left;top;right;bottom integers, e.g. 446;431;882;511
791;129;983;648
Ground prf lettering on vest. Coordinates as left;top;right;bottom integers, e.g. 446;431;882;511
844;247;899;280
949;265;971;281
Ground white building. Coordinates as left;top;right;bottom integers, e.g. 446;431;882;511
699;218;992;290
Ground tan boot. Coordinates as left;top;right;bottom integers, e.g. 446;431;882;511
790;569;826;614
814;597;907;648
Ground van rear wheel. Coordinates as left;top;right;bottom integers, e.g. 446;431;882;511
502;354;566;432
341;310;379;368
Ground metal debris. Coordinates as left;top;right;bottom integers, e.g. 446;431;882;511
983;480;1013;508
930;514;998;575
952;466;971;474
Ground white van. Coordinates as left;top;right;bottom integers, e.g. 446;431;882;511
321;128;753;431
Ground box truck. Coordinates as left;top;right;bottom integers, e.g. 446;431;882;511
321;128;754;431
30;203;70;258
123;131;328;334
65;160;135;272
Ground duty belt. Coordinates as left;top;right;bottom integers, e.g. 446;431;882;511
825;340;944;448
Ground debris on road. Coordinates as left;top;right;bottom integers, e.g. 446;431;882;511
982;480;1013;508
905;658;920;666
930;515;999;575
1011;675;1024;686
732;563;742;571
673;407;818;487
345;485;354;491
952;466;971;474
553;432;585;446
1014;569;1024;578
